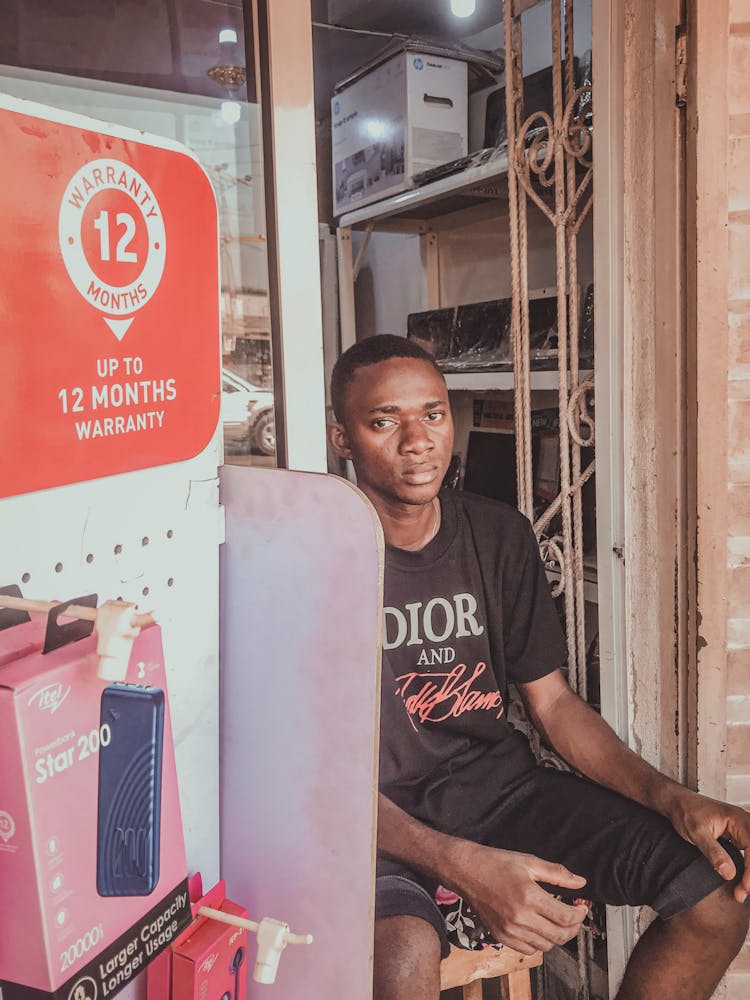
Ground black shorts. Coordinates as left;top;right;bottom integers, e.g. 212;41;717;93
375;767;743;959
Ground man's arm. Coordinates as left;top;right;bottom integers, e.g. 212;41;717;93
377;792;588;954
519;668;750;902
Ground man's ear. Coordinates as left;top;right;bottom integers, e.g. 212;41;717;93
327;421;353;460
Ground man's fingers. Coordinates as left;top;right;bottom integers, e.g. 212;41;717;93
692;833;737;880
530;858;587;890
735;853;750;903
540;896;589;930
524;910;587;946
495;932;539;956
494;908;586;954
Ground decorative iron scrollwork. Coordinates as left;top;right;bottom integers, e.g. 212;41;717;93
562;85;593;166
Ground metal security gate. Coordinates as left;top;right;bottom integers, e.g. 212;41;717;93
505;0;595;701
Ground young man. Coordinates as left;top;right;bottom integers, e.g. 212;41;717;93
327;336;750;1000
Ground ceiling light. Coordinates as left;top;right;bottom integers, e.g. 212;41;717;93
221;101;242;125
219;28;238;44
450;0;476;17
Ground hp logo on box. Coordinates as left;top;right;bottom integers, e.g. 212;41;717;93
413;57;424;70
333;100;340;115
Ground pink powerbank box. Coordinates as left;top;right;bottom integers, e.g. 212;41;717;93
0;607;190;1000
172;898;249;1000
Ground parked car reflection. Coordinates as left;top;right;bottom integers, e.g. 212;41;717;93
221;367;275;456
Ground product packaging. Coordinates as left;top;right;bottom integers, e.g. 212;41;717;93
0;600;190;1000
331;49;468;215
146;877;248;1000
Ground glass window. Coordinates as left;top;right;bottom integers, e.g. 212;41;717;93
0;0;276;466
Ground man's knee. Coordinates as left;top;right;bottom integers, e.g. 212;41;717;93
374;915;442;1000
674;881;749;954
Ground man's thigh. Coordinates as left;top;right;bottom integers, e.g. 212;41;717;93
473;767;741;918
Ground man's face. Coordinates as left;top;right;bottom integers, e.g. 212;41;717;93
328;357;454;509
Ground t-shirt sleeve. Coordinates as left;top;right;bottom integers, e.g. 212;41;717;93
502;520;568;682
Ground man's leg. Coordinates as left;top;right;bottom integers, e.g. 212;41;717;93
617;882;749;1000
374;915;442;1000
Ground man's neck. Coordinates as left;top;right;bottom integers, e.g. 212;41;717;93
367;495;441;551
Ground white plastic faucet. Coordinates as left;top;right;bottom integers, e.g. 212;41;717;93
197;906;313;985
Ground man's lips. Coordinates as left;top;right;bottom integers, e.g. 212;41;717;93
401;464;438;485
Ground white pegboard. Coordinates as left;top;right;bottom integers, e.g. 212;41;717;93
0;431;224;886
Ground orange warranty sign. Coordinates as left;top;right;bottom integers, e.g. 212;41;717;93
0;96;220;499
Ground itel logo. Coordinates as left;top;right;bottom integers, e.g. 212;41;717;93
199;954;219;974
29;683;71;715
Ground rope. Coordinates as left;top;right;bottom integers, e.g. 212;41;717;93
533;459;596;539
505;1;533;520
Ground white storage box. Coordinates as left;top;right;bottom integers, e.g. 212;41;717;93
332;51;468;216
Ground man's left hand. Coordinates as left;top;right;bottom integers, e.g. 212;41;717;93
667;787;750;903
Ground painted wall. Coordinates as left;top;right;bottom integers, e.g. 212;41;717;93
724;2;750;993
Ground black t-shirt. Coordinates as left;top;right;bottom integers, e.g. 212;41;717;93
379;490;567;837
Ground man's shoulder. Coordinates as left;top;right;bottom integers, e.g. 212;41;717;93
444;489;532;537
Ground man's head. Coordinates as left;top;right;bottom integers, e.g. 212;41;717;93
328;335;454;510
330;335;443;425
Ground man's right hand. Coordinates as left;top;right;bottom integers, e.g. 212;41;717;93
446;841;589;955
377;793;588;955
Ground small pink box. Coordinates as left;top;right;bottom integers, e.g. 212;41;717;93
172;895;249;1000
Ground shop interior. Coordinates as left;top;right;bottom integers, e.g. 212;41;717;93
313;3;600;996
0;1;609;998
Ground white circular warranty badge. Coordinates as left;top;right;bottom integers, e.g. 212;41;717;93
58;158;166;319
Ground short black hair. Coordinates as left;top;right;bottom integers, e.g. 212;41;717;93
330;335;443;422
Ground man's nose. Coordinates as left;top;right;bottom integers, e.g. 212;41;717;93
399;421;433;454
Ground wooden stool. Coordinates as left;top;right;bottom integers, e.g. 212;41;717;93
440;944;542;1000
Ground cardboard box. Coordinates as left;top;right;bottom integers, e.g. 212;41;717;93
0;612;190;1000
332;51;468;216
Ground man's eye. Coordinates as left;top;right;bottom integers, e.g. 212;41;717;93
426;411;444;422
373;418;393;429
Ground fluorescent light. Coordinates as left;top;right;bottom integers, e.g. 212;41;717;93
219;27;238;44
221;101;242;124
450;0;476;16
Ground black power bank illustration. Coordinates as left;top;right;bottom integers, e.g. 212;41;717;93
96;683;164;897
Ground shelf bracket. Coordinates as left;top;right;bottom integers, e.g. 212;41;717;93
353;221;374;282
